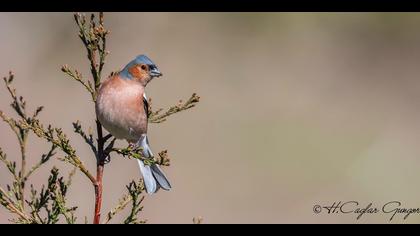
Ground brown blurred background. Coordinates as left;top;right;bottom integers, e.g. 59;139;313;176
2;13;420;224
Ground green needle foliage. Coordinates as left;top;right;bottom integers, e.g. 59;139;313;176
0;12;200;224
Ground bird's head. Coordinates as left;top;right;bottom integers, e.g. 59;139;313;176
120;55;162;86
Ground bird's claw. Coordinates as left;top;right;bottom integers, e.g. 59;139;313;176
104;154;111;164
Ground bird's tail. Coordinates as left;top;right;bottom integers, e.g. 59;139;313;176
136;135;171;194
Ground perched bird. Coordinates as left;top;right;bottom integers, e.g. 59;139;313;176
96;55;171;194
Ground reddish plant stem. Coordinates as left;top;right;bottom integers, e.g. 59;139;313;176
93;119;106;224
93;164;104;224
75;12;108;225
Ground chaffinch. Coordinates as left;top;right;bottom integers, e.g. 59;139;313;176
96;55;171;194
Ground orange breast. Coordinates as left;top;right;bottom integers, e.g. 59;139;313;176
96;75;148;142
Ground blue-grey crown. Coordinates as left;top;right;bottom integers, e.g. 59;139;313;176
120;54;158;79
134;55;156;66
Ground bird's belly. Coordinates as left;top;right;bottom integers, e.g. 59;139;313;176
96;88;147;142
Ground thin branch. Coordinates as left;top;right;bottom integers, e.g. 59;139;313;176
53;182;77;224
20;119;96;185
0;186;32;223
72;121;98;158
0;111;22;144
123;181;146;224
66;167;78;187
156;150;171;167
61;65;95;101
26;168;78;224
97;12;109;77
32;106;44;119
103;133;113;143
18;134;28;209
102;192;132;224
0;148;19;180
149;93;200;123
193;217;204;224
2;72;32;210
24;144;57;181
3;72;26;119
110;147;155;165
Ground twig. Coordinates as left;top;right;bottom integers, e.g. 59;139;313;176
103;133;113;143
24;144;57;182
72;121;98;159
61;65;95;101
0;148;19;180
0;186;32;223
66;167;78;187
193;217;204;224
149;93;200;123
123;181;146;224
20;119;96;185
2;72;32;210
102;191;132;224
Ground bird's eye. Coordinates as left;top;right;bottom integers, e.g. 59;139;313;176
141;64;148;71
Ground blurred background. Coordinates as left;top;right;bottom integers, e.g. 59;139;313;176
1;13;420;224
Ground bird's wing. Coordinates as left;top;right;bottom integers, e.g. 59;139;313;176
143;93;149;119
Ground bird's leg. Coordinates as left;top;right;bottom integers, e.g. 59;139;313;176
128;142;136;149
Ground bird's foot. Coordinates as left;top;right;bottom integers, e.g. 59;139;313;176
128;143;137;149
104;154;111;164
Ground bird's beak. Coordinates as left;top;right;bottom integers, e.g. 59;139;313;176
150;66;162;78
